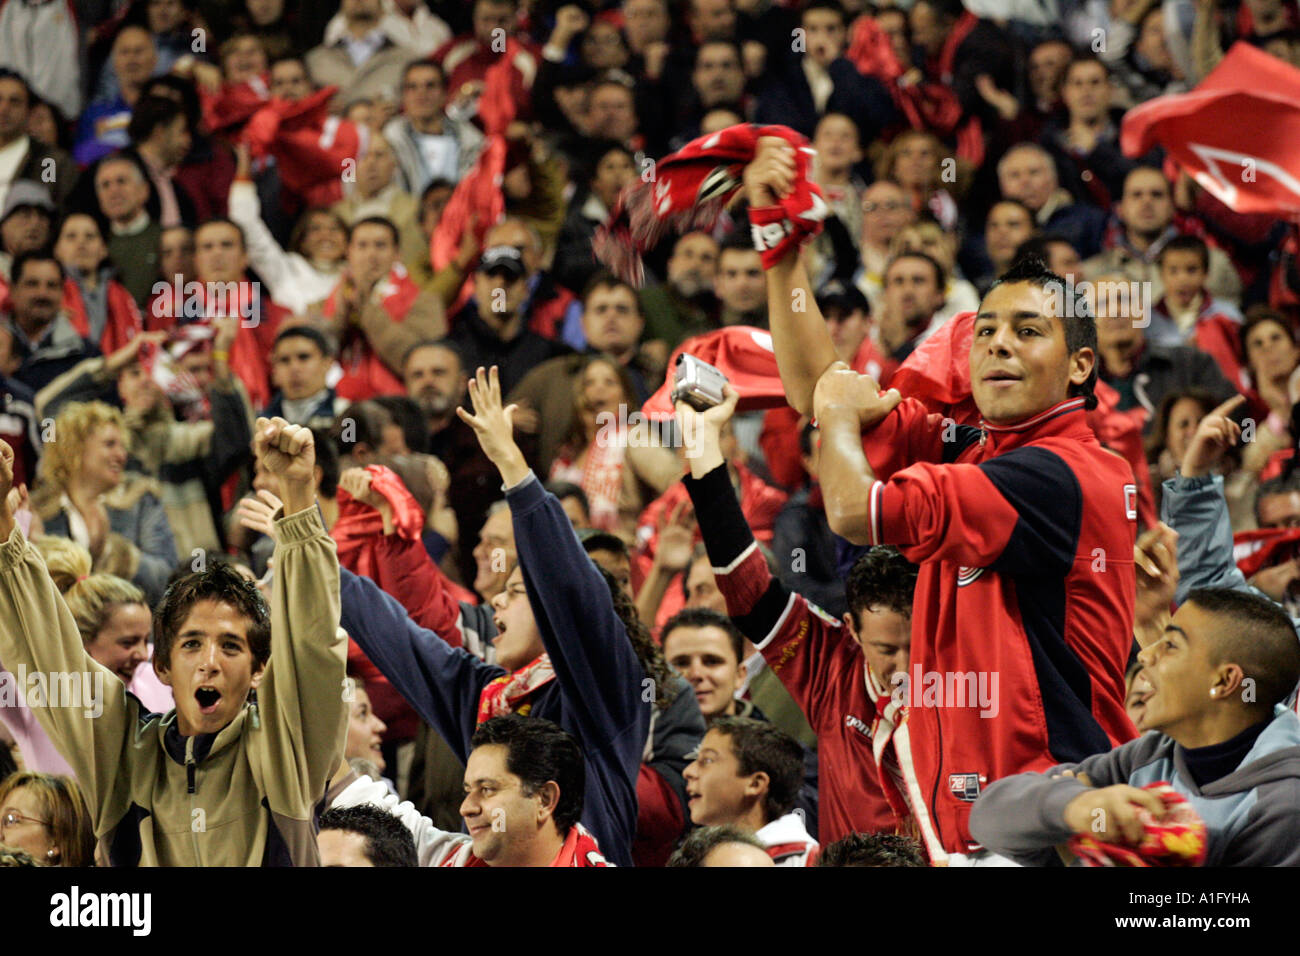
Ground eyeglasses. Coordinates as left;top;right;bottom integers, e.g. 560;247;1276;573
1;810;50;830
863;200;910;213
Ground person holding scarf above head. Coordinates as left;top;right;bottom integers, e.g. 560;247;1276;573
332;365;668;867
744;135;1138;865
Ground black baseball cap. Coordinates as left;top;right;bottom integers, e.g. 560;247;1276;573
816;280;870;317
478;245;527;279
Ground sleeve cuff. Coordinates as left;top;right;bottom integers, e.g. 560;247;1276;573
503;469;540;499
0;524;27;572
1168;472;1218;493
274;505;327;544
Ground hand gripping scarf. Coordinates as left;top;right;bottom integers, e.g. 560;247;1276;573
594;124;827;285
1068;782;1209;867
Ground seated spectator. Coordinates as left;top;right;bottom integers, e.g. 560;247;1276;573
309;216;446;402
997;142;1107;258
305;0;411;117
1082;166;1241;304
322;0;452;58
876;131;961;232
638;231;720;353
0;70;78;209
816;832;927;867
971;587;1300;866
553;142;638;296
715;237;768;328
264;325;348;428
547;354;678;533
127;95;197;230
447;245;570;396
2;252;99;393
1148;235;1246;387
385;60;483;196
1040;55;1139;210
889;220;980;328
30;400;177;605
0;772;95;867
0;418;347;865
75;25;157;166
1091;273;1236;420
331;135;426;267
317;803;418;867
853;179;916;317
53;213;144;358
94;155;161;309
875;252;948;369
977;200;1037;293
510;274;656;470
0;179;55;286
666;823;775;867
683;717;817;865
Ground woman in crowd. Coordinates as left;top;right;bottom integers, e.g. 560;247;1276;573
30;401;177;605
548;355;677;535
0;772;96;867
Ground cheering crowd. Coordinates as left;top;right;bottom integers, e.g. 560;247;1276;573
1;0;1300;869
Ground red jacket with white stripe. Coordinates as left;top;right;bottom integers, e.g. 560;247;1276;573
859;395;1138;861
683;464;899;843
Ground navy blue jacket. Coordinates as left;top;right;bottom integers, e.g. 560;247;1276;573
340;472;649;866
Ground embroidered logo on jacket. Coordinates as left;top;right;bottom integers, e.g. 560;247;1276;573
949;773;982;801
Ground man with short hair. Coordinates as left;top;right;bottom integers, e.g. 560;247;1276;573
972;587;1300;866
508;274;653;468
318;804;419;866
878;252;946;366
980;200;1038;293
997;142;1107;258
683;717;817;865
2;252;97;392
96;155;161;308
667;824;776;866
0;418;349;865
432;0;539;117
1082;166;1241;303
0;70;77;210
75;25;158;166
1147;237;1245;382
306;0;412;116
817;832;927;866
752;137;1143;862
128;95;196;229
639;231;720;350
385;60;483;195
1040;56;1137;209
716;238;768;328
313;216;447;402
268;56;314;102
264;325;348;427
662;607;749;721
447;245;569;395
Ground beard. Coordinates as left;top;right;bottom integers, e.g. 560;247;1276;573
671;271;711;299
417;389;455;417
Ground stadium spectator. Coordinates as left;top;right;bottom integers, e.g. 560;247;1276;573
997;142;1107;258
317;803;418;866
666;823;775;867
0;771;95;867
638;230;720;351
2;252;99;393
264;325;347;427
94;155;161;308
305;0;411;116
0;70;77;209
385;60;483;195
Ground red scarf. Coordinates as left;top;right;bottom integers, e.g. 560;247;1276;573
429;38;520;313
243;87;365;208
63;277;142;355
595;124;825;284
1234;525;1300;577
201;76;270;134
476;653;556;724
450;821;611;867
321;264;421;400
332;465;428;572
1069;783;1208;866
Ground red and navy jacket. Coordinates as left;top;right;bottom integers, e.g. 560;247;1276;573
860;395;1138;861
683;464;899;843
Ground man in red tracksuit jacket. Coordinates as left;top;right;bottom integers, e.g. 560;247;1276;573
746;138;1138;863
678;393;916;842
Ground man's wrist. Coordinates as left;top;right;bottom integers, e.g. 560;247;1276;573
497;452;530;488
279;482;316;516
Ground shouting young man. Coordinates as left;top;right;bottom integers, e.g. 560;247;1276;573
745;138;1138;864
0;420;347;865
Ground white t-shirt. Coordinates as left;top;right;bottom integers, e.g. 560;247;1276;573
414;130;459;184
0;134;31;211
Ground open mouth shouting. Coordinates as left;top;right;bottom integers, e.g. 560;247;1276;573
195;686;223;716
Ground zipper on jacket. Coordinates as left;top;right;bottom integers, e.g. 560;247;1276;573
185;736;202;866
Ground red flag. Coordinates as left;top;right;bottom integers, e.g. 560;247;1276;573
1121;42;1300;217
429;39;520;289
640;326;790;420
888;311;978;424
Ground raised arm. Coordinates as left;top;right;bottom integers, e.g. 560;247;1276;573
228;146;299;302
0;441;137;832
249;418;348;808
458;366;647;744
744;138;839;415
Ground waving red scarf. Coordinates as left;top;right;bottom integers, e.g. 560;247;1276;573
332;465;428;572
1069;783;1208;867
595;125;826;285
243;87;365;207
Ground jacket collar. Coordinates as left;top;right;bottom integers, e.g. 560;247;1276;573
980;396;1090;454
